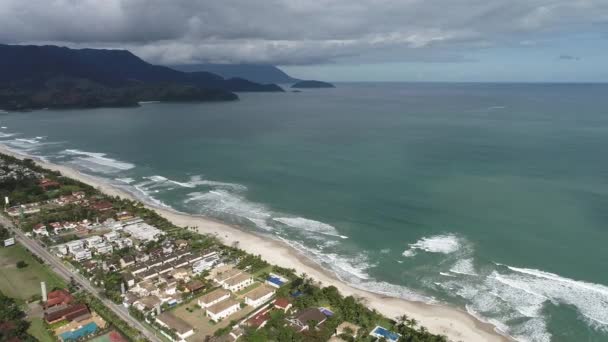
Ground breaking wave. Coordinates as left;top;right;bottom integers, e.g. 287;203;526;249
273;217;348;239
63;149;135;172
402;233;463;257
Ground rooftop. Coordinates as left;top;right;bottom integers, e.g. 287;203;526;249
244;284;275;301
199;288;230;304
207;298;239;315
224;272;252;287
156;312;193;334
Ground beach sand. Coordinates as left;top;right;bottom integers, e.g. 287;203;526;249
0;145;511;342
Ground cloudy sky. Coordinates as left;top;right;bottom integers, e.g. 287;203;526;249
1;0;608;81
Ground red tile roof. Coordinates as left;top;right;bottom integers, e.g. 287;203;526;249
247;309;270;328
274;297;291;309
44;303;89;323
45;289;74;309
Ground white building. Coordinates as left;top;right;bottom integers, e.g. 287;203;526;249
104;231;120;242
32;225;49;237
244;285;276;307
123;222;165;242
72;247;92;261
95;243;114;254
84;235;103;248
223;272;254;292
55;244;68;256
206;298;240;322
192;254;219;274
155;312;194;342
66;240;84;252
115;237;133;249
198;288;231;308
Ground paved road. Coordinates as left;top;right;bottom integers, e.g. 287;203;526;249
0;215;162;342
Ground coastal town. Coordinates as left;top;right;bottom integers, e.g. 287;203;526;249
0;153;448;342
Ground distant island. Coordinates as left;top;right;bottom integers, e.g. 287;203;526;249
0;44;283;111
171;63;300;84
291;80;335;88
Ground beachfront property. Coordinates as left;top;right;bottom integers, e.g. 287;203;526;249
370;326;401;342
206;298;241;322
155;312;195;341
290;308;328;331
334;322;362;339
192;253;220;274
273;297;292;312
198;288;231;308
222;272;254;292
123;221;165;242
243;284;276;307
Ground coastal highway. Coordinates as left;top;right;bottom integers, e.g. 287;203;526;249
0;215;162;342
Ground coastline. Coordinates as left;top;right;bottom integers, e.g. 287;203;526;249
0;145;511;342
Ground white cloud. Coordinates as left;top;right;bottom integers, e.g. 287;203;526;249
0;0;607;65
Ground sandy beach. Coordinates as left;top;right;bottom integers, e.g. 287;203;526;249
0;145;511;342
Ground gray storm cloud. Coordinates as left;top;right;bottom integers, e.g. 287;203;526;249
1;0;607;65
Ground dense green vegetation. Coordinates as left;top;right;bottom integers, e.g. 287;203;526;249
0;291;36;341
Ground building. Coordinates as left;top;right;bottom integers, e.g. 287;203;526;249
192;254;219;274
123;222;165;242
155;312;194;341
273;298;292;312
206;299;240;322
32;224;49;237
244;285;276;307
94;243;113;254
66;240;84;252
44;289;74;309
44;303;90;324
214;268;242;284
104;231;119;242
223;272;254;292
247;309;271;329
198;288;231;308
133;295;161;313
120;256;135;269
91;201;113;212
84;235;103;248
115;237;133;249
72;247;92;261
291;308;327;331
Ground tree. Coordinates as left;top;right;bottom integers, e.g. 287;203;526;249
16;260;28;268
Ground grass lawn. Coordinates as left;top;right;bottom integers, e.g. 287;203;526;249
237;282;261;296
0;243;65;301
27;318;54;342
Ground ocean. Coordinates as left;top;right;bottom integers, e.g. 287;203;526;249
1;83;607;341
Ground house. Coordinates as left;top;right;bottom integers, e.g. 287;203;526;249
247;308;271;329
120;256;135;269
116;211;134;221
39;178;60;191
72;247;92;261
244;285;276;307
291;308;327;331
155;312;194;341
84;235;103;248
273;298;292;312
55;244;68;256
198;288;230;308
206;299;240;322
171;267;190;280
66;240;84;252
94;243;113;254
123;222;165;242
32;224;49;237
44;289;73;309
185;280;205;293
104;231;119;242
214;268;241;284
122;272;136;287
122;293;139;308
50;222;64;234
229;327;244;341
44;303;89;324
91;201;113;212
115;237;133;249
334;322;362;338
175;239;189;249
134;295;161;313
223;272;254;292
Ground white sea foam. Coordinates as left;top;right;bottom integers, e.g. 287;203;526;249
402;234;463;257
1;126;7;129
115;177;135;184
449;258;478;276
63;149;135;171
273;217;348;239
183;175;247;191
0;132;15;138
185;190;271;221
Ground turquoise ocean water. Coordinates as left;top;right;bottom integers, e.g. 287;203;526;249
1;83;607;341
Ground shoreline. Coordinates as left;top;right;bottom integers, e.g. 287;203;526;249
0;145;512;342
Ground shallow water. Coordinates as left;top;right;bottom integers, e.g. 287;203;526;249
2;83;608;341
